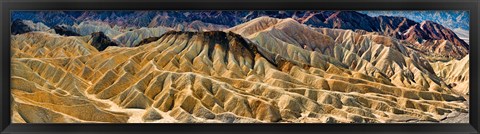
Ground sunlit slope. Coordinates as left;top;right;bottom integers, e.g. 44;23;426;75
228;17;458;93
113;27;172;47
11;32;98;58
431;55;469;96
11;28;468;123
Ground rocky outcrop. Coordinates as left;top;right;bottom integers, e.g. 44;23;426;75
113;27;171;47
65;21;124;38
170;20;229;32
53;25;81;36
301;12;469;59
11;32;97;58
419;21;468;49
11;28;468;123
430;55;469;96
11;19;52;35
12;19;35;35
134;37;162;47
89;32;119;51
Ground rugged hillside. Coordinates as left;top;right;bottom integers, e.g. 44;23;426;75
169;20;229;32
11;19;53;35
52;25;81;36
12;11;469;55
430;55;470;96
228;17;457;93
452;28;469;45
11;32;96;58
11;28;468;123
10;11;469;123
89;32;120;51
301;11;469;59
113;27;172;47
359;11;470;31
60;21;126;38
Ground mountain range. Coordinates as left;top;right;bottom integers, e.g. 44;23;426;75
359;11;470;30
10;11;469;123
11;11;469;59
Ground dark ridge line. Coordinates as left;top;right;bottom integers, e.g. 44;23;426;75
90;32;119;51
134;37;163;47
146;30;311;71
53;25;81;36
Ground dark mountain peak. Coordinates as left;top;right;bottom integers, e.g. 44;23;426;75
376;15;408;20
299;11;334;26
375;15;418;28
91;31;108;38
156;30;307;71
157;31;288;67
158;31;253;52
404;24;431;41
420;20;445;31
373;15;419;38
11;19;34;35
419;20;445;38
90;32;119;51
417;20;469;50
324;11;377;32
329;11;372;20
334;10;361;15
53;25;81;36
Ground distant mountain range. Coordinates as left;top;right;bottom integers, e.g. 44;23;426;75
11;11;469;59
359;11;470;30
359;11;470;45
11;10;470;29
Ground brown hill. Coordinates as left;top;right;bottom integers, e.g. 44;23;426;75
11;28;467;123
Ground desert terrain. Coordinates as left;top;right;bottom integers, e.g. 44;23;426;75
10;11;469;123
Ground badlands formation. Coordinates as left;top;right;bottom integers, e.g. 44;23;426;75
11;17;469;123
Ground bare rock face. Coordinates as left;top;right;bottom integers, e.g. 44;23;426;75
10;16;469;123
325;11;379;32
53;25;81;36
11;19;35;35
134;36;162;47
402;21;469;59
419;21;469;49
142;108;163;121
10;32;98;58
11;19;52;35
113;27;172;47
298;12;469;59
90;32;119;51
430;55;469;96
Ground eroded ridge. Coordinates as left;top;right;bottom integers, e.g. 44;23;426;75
11;19;468;123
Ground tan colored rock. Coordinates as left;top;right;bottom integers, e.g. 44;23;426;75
10;18;468;123
142;107;163;121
